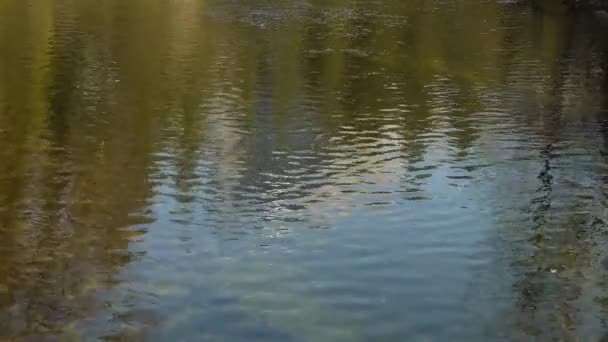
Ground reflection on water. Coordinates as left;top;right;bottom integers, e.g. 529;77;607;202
1;0;608;340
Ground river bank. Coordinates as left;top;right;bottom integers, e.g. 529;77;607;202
550;0;608;15
572;1;608;17
533;0;608;14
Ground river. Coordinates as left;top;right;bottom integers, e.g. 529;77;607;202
1;0;608;340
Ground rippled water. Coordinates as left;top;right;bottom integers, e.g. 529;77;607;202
1;0;608;340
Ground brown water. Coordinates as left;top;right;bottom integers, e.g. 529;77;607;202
1;0;608;340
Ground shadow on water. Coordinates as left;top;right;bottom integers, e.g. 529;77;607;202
470;8;608;340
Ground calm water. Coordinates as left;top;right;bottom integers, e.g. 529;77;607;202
1;0;608;340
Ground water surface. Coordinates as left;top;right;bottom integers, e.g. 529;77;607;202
1;0;608;340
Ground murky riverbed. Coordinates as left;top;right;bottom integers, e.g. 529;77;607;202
1;0;608;340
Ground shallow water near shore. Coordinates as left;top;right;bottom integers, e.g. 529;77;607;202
1;0;608;340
